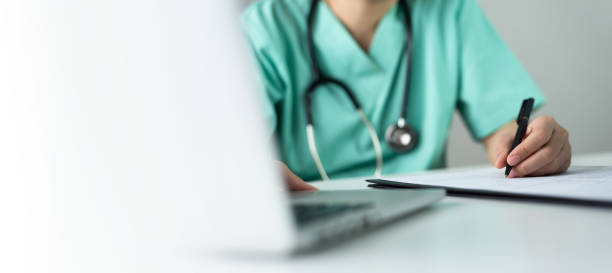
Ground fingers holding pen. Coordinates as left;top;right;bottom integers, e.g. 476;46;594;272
526;141;572;177
506;116;571;178
507;128;565;178
506;116;555;168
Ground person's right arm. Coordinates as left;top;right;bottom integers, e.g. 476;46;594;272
242;7;316;191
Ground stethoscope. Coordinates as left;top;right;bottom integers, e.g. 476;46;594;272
304;0;418;180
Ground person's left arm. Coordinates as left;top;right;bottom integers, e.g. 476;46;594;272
454;0;571;177
483;117;571;178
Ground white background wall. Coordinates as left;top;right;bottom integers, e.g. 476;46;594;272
448;0;612;166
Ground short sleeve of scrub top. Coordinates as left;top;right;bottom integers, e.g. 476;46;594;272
241;0;546;181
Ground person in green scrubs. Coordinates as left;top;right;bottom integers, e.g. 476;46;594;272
241;0;571;190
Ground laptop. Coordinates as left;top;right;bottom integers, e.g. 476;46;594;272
2;0;444;262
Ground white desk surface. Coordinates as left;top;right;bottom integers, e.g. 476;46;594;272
207;152;612;273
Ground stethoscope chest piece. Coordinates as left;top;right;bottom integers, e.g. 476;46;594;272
385;119;418;153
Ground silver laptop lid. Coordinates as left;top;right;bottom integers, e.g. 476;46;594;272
1;1;297;271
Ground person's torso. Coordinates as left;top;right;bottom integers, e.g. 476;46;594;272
243;0;464;181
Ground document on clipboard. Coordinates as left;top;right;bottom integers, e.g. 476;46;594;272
367;166;612;206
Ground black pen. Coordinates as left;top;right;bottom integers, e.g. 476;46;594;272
505;98;535;177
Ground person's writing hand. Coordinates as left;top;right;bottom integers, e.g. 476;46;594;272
485;116;571;178
276;161;318;191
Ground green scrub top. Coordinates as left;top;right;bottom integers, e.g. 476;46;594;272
241;0;545;181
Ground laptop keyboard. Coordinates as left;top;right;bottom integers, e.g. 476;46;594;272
292;203;373;226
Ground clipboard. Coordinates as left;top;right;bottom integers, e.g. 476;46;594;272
366;166;612;207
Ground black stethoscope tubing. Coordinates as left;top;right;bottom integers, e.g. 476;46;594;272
305;0;413;125
303;0;418;179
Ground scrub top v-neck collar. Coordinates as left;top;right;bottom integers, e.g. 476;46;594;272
311;2;406;79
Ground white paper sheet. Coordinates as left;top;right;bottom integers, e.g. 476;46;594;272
382;166;612;204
